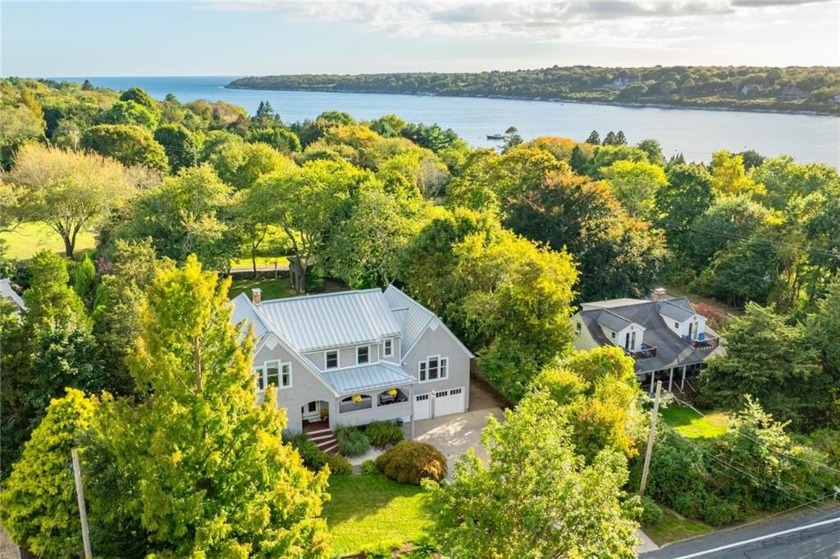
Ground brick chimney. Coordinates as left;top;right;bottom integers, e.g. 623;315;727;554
651;287;667;301
251;288;262;305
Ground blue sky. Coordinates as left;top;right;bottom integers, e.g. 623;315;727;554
2;1;839;77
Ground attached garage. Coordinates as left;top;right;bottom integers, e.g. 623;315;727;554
414;393;431;420
414;387;466;420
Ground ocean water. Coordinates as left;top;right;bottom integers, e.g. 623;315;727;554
59;76;840;168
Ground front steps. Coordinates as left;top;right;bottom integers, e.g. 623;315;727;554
306;426;339;454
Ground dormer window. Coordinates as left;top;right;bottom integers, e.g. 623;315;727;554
675;321;680;328
326;350;338;369
357;346;369;364
384;339;393;357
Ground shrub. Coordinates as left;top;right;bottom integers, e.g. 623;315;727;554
365;420;405;449
336;425;370;457
325;453;352;476
639;496;663;526
284;430;328;471
375;441;447;485
361;459;379;475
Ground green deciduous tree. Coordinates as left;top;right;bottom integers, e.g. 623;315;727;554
0;389;98;558
98;100;159;130
210;141;292;190
120;165;236;269
656;163;714;262
154;123;200;172
699;303;819;428
99;256;331;556
8;144;141;256
601;159;668;219
427;391;639;559
81;124;168;173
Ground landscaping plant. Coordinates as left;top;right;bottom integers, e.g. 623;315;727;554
365;420;405;449
375;440;447;485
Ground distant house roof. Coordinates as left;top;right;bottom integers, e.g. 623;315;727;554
0;279;25;313
578;297;722;374
322;362;415;394
255;289;402;353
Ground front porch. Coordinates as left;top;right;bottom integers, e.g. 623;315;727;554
640;363;706;394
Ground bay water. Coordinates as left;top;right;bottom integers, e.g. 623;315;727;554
62;76;840;168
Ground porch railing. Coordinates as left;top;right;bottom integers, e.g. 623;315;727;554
685;334;720;350
623;344;657;359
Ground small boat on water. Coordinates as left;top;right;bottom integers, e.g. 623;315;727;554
486;133;506;141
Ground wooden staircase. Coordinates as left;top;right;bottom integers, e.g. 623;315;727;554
304;422;338;454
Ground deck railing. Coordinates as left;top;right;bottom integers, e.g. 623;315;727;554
686;334;720;350
624;344;657;359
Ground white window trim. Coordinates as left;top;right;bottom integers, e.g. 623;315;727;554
325;350;340;370
262;359;293;390
357;345;370;365
418;354;449;383
383;339;393;357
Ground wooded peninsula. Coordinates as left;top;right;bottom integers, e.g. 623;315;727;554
228;65;840;115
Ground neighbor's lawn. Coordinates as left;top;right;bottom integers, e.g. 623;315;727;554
229;255;289;270
644;507;712;546
662;406;729;439
0;222;96;260
324;474;434;557
228;278;299;301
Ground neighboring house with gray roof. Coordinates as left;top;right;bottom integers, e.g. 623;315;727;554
230;285;473;438
0;278;25;314
571;289;723;393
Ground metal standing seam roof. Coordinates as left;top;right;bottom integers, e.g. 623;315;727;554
321;362;416;394
383;285;435;358
229;293;270;340
253;289;403;353
0;279;25;311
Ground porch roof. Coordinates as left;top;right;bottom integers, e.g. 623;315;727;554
321;362;415;394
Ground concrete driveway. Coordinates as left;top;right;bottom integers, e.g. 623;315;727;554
410;379;506;477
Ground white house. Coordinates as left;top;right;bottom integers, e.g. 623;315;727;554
0;278;25;314
571;289;724;393
230;285;473;438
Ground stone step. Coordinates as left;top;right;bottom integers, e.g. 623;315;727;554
320;443;339;454
309;432;335;443
306;427;333;437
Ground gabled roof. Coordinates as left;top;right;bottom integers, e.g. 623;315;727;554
383;285;474;359
578;297;721;374
0;279;25;312
321;362;416;394
658;298;696;323
230;293;270;340
595;309;634;332
256;289;402;353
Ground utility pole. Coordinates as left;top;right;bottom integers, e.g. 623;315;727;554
71;448;93;559
639;380;662;497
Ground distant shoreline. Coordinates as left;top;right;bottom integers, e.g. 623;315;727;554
225;84;839;118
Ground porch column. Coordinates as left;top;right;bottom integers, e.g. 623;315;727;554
681;366;687;391
650;371;655;394
668;368;674;393
408;383;415;440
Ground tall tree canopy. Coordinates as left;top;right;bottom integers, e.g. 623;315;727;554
7;144;142;256
99;256;332;557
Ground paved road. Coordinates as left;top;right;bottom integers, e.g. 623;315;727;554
643;506;840;559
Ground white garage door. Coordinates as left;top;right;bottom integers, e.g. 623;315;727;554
433;387;465;417
414;393;431;420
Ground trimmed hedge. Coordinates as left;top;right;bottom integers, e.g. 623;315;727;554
361;460;378;475
326;453;352;476
375;441;447;485
365;421;405;449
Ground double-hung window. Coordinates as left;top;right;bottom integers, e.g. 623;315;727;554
419;355;448;382
383;339;393;357
326;350;339;369
261;360;292;389
357;346;369;365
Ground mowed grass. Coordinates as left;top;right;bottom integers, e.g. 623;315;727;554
229;255;289;270
0;222;96;260
324;474;434;557
644;507;712;546
662;406;729;439
228;278;300;301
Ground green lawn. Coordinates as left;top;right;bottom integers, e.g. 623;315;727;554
229;255;289;270
0;222;96;260
228;278;300;301
644;507;712;546
324;474;434;557
662;406;729;439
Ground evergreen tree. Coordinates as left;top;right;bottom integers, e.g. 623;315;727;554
100;255;331;556
585;130;601;145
